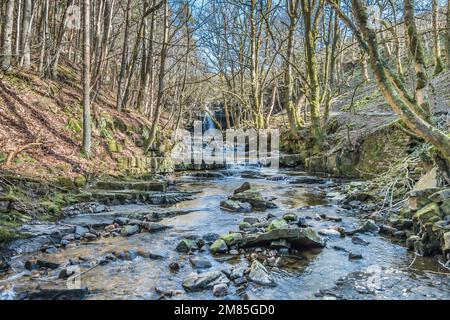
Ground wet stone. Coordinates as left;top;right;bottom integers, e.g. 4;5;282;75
351;236;369;246
213;284;229;297
189;257;212;269
248;260;276;287
176;239;197;253
120;225;140;237
348;252;363;260
182;271;230;292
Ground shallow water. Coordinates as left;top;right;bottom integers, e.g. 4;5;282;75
1;169;449;300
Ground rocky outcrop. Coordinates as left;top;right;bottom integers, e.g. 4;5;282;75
392;188;450;260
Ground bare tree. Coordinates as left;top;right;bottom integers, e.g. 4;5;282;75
20;0;32;69
82;0;91;157
1;0;15;71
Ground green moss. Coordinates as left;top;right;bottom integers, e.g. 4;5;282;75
74;174;87;188
66;117;82;133
0;226;16;242
57;177;74;189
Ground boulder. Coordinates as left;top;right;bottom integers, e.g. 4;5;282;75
443;232;450;252
234;182;252;195
409;188;440;211
361;220;379;233
243;217;259;225
282;213;297;222
379;225;398;236
220;200;252;213
120;225;140;237
220;233;244;247
142;222;169;233
318;229;342;238
429;189;450;203
413;203;443;224
406;235;420;250
267;220;288;231
220;200;241;212
248;260;276;287
182;271;229;292
351;236;369;246
202;233;220;243
189;257;212;269
176;239;196;253
230;189;272;211
210;239;228;254
441;199;450;216
239;221;252;230
244;228;325;249
348;252;363;260
230;266;246;280
25;259;60;271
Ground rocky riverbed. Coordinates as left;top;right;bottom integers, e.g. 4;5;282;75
0;169;449;300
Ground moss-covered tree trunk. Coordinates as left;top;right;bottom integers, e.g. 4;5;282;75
301;0;325;150
285;0;303;136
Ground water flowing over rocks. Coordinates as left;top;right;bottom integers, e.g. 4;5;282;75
1;169;449;300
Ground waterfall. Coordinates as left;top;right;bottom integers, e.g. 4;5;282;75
203;112;216;131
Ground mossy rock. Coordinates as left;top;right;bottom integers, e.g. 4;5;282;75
441;199;450;216
210;239;228;254
220;233;244;246
443;232;450;252
413;203;443;224
239;221;252;230
74;174;87;188
283;213;297;222
57;177;74;189
268;219;289;231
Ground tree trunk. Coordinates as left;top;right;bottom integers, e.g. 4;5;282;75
48;0;74;79
446;0;450;65
405;0;431;121
146;0;169;150
1;0;15;71
285;0;303;136
432;0;444;74
20;0;32;69
301;0;324;150
116;0;131;111
82;0;91;157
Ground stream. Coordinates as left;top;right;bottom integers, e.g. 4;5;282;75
1;168;449;300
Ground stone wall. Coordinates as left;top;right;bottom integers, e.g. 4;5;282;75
118;156;175;175
398;188;450;261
